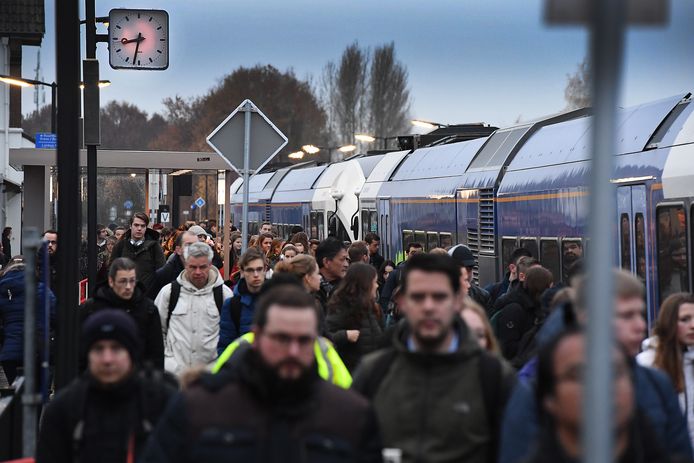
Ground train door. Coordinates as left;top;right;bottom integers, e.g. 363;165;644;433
378;198;391;260
617;185;651;321
301;203;311;233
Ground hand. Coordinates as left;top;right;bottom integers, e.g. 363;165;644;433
120;35;145;45
132;32;143;62
347;330;360;343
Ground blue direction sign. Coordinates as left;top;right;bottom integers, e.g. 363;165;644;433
195;197;206;208
123;200;134;209
35;133;57;149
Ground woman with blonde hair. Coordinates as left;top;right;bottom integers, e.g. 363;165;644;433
460;297;500;354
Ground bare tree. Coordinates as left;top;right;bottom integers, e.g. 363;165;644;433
565;58;591;110
332;42;369;144
368;43;410;149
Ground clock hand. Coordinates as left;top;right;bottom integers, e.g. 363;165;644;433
120;35;145;45
132;32;143;63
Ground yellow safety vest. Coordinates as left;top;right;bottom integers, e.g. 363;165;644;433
212;332;352;389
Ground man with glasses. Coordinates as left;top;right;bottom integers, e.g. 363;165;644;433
354;253;515;463
155;242;232;375
144;285;382;462
217;248;267;354
79;257;164;368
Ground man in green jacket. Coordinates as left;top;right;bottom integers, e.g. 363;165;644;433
353;253;516;463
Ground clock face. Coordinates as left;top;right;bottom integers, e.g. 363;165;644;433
108;9;169;70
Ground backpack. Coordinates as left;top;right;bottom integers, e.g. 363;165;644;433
358;348;505;463
166;281;224;330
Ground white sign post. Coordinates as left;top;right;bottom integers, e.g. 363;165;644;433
206;100;288;256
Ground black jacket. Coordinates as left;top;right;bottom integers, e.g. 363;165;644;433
326;305;383;372
36;370;176;463
110;228;165;292
369;253;384;271
469;284;491;312
378;261;404;311
494;287;544;362
147;254;185;300
143;349;383;463
79;284;164;368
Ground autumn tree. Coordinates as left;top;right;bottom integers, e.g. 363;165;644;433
565;58;591;110
21;104;52;136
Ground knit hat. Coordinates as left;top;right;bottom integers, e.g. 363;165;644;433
188;225;210;238
448;244;476;268
82;309;141;362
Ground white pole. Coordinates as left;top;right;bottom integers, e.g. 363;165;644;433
241;102;252;254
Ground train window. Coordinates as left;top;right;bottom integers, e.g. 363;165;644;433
540;239;561;284
520;238;538;259
427;232;439;251
318;213;325;240
414;231;426;247
620;214;631;271
657;205;689;303
635;213;646;282
501;238;518;269
361;210;370;239
370;211;379;233
402;230;414;251
562;239;584;283
440;233;453;249
309;212;319;239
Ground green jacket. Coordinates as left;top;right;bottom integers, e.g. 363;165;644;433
212;332;352;389
352;318;516;463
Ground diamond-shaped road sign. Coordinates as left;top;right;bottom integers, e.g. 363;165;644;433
195;197;206;208
206;99;288;174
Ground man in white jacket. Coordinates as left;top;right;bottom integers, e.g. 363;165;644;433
155;242;233;375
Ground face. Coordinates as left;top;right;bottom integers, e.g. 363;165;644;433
371;276;379;299
294;242;305;254
197;234;208;243
304;267;321;293
177;233;198;256
109;269;137;300
99;229;109;240
613;296;647;357
460;267;471;297
383;265;394;281
283;249;297;261
462;309;488;350
677;303;694;346
323;249;349;280
114;229;125;240
106;240;115;253
402;270;457;349
131;217;147;240
261;224;273;235
544;335;633;436
368;240;380;255
243;258;266;293
44;232;58;255
261;237;272;253
185;255;211;289
255;305;318;380
233;238;243;251
88;339;133;385
407;246;423;260
564;242;583;259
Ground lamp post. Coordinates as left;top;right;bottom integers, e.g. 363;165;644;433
354;133;398;150
300;144;356;162
411;119;448;130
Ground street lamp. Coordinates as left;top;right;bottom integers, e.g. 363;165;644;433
288;150;305;160
298;143;357;162
354;133;398;150
411;119;447;129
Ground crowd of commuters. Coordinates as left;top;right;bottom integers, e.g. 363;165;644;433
2;215;694;462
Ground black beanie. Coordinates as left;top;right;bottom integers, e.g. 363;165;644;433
82;309;141;362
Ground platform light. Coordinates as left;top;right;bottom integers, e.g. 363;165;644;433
411;119;446;129
130;173;137;178
302;144;320;154
79;80;112;89
354;134;376;143
169;169;192;176
338;144;357;153
0;76;33;87
288;151;305;160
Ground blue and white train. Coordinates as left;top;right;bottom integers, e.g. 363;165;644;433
230;92;694;325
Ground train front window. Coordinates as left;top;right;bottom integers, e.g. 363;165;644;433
370;211;379;233
361;210;370;238
657;205;688;303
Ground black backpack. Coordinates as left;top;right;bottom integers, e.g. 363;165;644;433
165;281;225;329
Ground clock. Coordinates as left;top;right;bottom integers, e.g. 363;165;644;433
108;9;169;70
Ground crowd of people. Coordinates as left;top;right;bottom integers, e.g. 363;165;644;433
1;214;694;462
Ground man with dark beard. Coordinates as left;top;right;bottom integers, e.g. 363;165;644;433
353;253;516;463
143;285;382;463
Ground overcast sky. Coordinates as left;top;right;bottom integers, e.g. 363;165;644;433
22;0;694;129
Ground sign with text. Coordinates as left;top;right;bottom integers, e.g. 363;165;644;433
35;133;57;149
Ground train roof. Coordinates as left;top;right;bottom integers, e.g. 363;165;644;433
660;97;694;199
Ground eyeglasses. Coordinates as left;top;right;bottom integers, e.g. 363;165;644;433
407;291;451;303
243;266;265;275
264;331;315;348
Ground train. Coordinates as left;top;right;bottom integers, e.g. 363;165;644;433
230;92;694;326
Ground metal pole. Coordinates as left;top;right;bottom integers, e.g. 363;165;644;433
240;103;252;254
55;0;82;390
41;242;50;402
85;0;98;297
223;170;232;280
50;83;56;134
22;228;41;457
583;0;625;462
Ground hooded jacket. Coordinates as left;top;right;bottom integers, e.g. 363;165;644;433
216;278;259;355
494;286;544;361
155;266;232;375
110;228;166;292
352;318;516;463
0;269;56;362
79;284;164;368
148;253;185;300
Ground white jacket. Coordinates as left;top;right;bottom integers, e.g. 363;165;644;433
155;266;232;375
637;336;694;448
